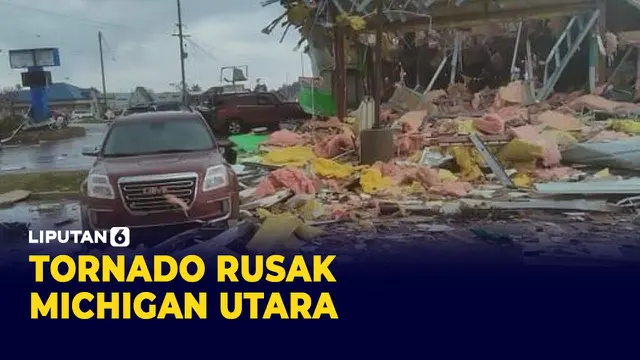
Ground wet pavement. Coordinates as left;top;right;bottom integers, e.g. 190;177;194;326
0;123;108;172
0;201;83;259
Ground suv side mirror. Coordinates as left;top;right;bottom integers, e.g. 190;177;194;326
82;145;99;157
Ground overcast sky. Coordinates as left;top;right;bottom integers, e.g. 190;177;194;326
0;0;311;93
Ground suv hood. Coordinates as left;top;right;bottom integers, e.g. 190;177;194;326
94;151;226;178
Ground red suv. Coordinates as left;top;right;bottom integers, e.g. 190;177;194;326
80;111;239;245
209;92;311;134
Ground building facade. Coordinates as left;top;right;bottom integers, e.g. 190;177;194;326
13;82;100;116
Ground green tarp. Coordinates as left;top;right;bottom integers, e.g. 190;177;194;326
228;134;269;152
298;84;336;117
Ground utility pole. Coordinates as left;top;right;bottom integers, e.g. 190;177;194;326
173;0;189;104
98;31;108;117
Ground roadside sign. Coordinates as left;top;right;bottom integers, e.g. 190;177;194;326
9;48;60;69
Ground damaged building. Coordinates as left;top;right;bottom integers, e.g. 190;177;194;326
264;0;640;113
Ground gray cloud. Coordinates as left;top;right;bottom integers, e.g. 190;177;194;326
0;0;310;92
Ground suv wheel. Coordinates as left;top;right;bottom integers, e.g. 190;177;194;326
227;119;243;135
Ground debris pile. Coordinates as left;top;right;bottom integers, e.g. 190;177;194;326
229;85;640;252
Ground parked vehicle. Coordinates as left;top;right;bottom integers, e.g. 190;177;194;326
121;105;154;116
199;91;311;135
121;102;191;117
156;102;190;112
80;111;240;247
71;109;94;120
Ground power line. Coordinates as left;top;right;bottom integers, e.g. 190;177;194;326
0;0;170;36
172;0;189;104
185;38;218;62
100;35;117;62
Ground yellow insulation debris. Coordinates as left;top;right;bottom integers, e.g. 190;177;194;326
359;168;393;194
498;139;545;163
607;119;640;135
594;168;610;178
541;130;578;149
310;158;353;179
261;146;316;167
450;146;483;182
438;169;458;182
513;172;532;188
457;119;478;134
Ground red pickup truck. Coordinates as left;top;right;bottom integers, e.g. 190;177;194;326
207;91;311;134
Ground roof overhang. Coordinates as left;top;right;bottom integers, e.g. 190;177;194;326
332;0;598;31
396;0;597;30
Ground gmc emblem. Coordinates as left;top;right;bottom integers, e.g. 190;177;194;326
141;186;169;195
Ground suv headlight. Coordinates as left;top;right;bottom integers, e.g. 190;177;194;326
86;174;115;199
203;165;229;191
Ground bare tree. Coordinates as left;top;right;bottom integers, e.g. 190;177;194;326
0;84;21;116
170;82;202;93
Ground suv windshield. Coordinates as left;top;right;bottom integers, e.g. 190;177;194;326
102;117;214;157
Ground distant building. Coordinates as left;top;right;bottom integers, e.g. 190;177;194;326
13;83;190;115
105;92;133;111
104;88;184;111
14;82;100;115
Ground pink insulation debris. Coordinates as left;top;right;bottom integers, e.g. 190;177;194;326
473;113;505;134
415;167;440;187
380;108;398;123
372;161;397;177
430;182;472;197
303;117;343;130
534;167;579;181
414;167;471;197
509;125;561;167
313;133;355;158
587;130;630;142
386;164;471;197
496;106;528;127
263;130;303;146
396;111;427;132
534;111;582;131
394;134;412;155
254;168;316;198
568;94;639;114
393;133;429;156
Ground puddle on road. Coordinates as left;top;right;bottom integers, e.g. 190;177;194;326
0;123;108;171
0;201;81;226
0;201;83;259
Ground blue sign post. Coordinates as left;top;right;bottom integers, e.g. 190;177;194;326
28;66;49;121
8;48;60;127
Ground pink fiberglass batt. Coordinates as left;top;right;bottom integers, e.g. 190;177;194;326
509;125;561;167
474;113;505;134
254;168;316;198
313;133;355;158
264;130;303;146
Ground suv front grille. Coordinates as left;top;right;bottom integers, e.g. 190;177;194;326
118;174;198;213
